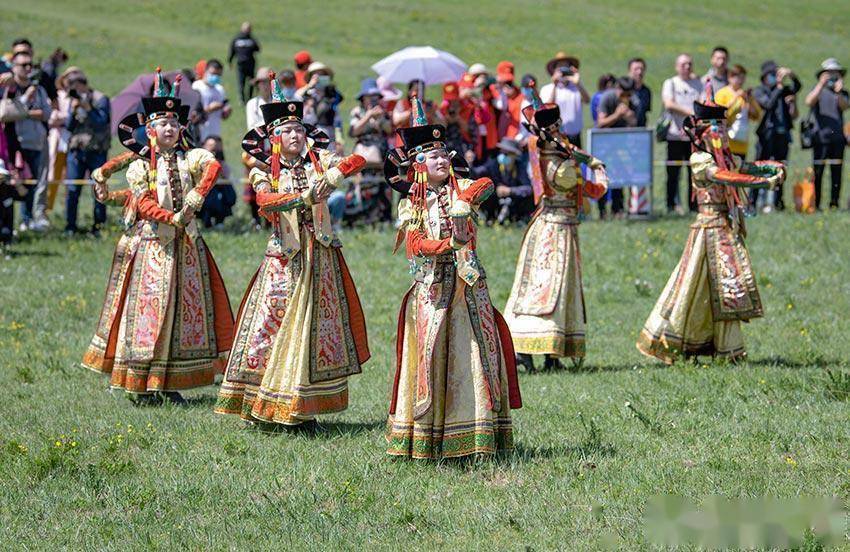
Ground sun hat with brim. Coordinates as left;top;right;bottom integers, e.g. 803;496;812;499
816;58;846;78
357;78;382;100
251;66;272;85
546;52;580;75
467;63;489;77
57;65;84;90
306;61;333;80
496;137;522;156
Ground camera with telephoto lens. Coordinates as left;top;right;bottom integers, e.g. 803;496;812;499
27;67;42;85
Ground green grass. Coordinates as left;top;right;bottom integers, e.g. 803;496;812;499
2;212;849;549
2;0;850;549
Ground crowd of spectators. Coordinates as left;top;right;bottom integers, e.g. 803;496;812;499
1;28;847;249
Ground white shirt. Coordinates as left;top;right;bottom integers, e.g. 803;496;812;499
539;82;583;136
662;76;703;141
245;95;268;130
192;80;227;140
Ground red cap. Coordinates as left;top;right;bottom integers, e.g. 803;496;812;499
458;72;475;88
442;82;460;101
294;50;312;65
496;61;515;83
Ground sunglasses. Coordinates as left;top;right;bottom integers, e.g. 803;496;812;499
15;62;33;68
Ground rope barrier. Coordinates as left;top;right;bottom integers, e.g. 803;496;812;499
6;160;847;185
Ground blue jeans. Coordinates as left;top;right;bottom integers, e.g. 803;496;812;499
327;190;346;223
20;148;44;224
65;149;107;232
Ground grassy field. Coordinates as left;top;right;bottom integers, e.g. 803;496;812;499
2;0;850;550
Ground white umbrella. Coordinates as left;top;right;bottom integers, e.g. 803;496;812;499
371;46;467;86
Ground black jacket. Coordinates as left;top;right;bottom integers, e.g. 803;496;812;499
228;32;260;66
754;76;801;142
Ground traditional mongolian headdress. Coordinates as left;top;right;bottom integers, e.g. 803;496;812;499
684;82;733;159
117;67;191;189
520;90;598;206
383;93;469;200
241;71;330;179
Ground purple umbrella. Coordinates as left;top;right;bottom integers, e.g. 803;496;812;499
110;69;201;135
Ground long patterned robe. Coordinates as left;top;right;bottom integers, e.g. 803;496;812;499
637;150;777;364
503;142;607;358
82;152;143;374
84;148;234;393
215;149;370;425
387;178;522;459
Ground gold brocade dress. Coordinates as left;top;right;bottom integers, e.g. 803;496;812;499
503;151;599;358
215;150;369;425
84;149;235;393
386;178;521;459
637;151;765;363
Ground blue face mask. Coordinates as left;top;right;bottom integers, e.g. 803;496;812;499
207;74;221;85
765;74;777;87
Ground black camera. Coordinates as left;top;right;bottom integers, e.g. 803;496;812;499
826;77;838;89
27;67;42;85
560;66;575;77
68;88;80;100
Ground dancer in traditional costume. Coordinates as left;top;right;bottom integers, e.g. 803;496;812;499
214;74;369;428
384;97;521;459
83;69;234;404
503;102;608;371
637;91;785;364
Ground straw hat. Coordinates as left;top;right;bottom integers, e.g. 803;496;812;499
546;52;580;75
306;61;333;80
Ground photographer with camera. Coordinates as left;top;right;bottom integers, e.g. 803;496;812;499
349;78;392;155
299;61;344;154
63;68;111;236
459;64;499;161
439;82;472;154
804;58;848;210
597;76;637;218
540;52;589;147
347;79;394;223
754;60;800;211
1;50;51;232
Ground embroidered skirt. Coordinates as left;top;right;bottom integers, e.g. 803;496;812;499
216;236;369;425
387;275;520;459
96;231;234;393
503;216;586;357
636;222;761;364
